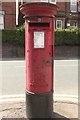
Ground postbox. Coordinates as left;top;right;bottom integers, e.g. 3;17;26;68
20;2;57;118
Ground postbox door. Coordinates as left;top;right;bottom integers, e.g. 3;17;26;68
26;22;54;93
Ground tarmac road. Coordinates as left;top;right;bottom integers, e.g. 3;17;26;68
0;60;78;97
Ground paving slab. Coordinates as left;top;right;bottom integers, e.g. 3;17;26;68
0;100;79;119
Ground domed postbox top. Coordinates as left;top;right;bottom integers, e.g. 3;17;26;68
20;2;58;17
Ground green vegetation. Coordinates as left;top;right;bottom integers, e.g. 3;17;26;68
2;26;25;46
55;28;80;45
1;24;80;46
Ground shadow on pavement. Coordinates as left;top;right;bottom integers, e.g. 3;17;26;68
1;112;78;120
53;112;79;120
2;112;78;120
53;112;70;119
1;118;78;120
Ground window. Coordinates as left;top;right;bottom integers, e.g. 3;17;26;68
56;20;62;29
26;0;56;4
0;11;5;14
78;2;80;12
71;0;77;12
49;0;56;4
70;21;78;27
0;15;4;29
41;0;48;2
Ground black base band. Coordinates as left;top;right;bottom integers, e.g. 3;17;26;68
26;91;53;118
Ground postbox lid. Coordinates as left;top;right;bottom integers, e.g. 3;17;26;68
20;2;58;17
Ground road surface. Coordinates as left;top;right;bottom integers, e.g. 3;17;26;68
0;60;78;98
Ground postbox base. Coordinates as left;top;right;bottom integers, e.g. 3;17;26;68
26;91;53;118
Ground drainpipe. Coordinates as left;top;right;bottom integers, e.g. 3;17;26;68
65;0;67;28
16;0;19;27
78;1;80;28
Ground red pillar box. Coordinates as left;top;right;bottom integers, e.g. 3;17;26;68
20;2;57;118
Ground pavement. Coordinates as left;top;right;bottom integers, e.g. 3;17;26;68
0;99;79;119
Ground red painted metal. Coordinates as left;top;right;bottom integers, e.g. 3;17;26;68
20;2;57;93
20;2;58;17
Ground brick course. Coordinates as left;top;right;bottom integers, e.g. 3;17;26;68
2;2;16;29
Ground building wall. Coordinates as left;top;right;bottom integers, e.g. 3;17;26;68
56;2;80;28
1;2;80;29
67;2;79;27
57;2;65;11
55;2;65;29
2;2;16;29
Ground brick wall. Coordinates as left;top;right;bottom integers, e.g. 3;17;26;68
2;2;16;29
57;2;65;11
56;2;79;28
2;43;78;59
2;43;24;58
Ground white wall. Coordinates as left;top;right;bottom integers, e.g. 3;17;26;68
0;15;4;29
